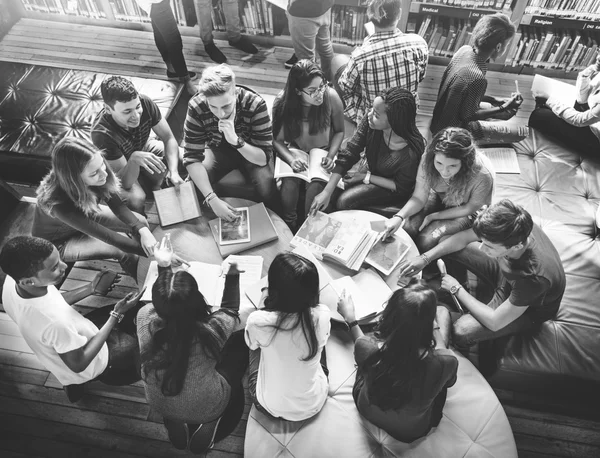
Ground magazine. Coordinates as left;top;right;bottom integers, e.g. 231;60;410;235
330;268;392;321
290;211;343;258
365;234;411;276
274;148;344;189
219;207;251;245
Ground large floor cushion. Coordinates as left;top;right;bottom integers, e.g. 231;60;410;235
490;128;600;388
245;328;517;458
0;60;182;183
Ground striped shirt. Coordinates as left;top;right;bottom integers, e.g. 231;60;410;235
91;94;161;161
338;30;428;125
183;86;273;166
430;46;489;139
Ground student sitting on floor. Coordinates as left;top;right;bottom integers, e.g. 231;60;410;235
429;13;528;145
33;137;156;278
309;87;425;214
0;236;144;403
272;59;345;231
183;64;280;221
331;0;428;126
337;279;457;443
382;128;495;252
91;76;185;214
400;199;566;350
245;252;330;421
530;54;600;157
137;238;248;454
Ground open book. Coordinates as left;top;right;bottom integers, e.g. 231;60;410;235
274;148;344;190
531;74;576;105
480;147;520;174
365;234;411;276
152;181;201;227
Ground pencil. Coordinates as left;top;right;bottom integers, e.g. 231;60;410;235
515;80;519;94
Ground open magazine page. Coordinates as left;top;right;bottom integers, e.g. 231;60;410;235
331;268;391;321
365;234;411;276
291;212;343;259
274;149;310;182
308;148;344;189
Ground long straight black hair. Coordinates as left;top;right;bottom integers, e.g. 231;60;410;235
262;252;321;361
141;269;238;396
360;279;437;410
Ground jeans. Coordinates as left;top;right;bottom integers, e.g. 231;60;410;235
58;204;146;266
280;177;313;228
469;101;529;145
336;183;402;211
287;9;334;79
529;105;600;157
447;243;536;347
150;0;189;77
194;0;241;44
403;192;477;252
84;303;142;386
203;143;281;213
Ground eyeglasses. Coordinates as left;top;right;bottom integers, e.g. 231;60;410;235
302;82;328;98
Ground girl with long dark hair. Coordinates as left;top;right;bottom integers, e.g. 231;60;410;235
137;242;248;454
338;279;457;443
382;127;495;252
33;137;156;276
272;59;345;230
245;252;331;420
309;87;425;214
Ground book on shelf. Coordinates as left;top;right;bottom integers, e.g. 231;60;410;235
274;148;344;190
525;0;600;21
152;181;201;227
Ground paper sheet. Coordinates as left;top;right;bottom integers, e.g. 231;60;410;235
481;147;521;174
224;255;264;309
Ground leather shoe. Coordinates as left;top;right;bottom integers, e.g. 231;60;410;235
205;42;227;64
229;36;258;54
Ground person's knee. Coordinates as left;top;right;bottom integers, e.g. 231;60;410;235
123;187;147;214
416;232;438;253
452;320;475;348
335;192;355;211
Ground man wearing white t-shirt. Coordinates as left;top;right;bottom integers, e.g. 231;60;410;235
0;236;143;402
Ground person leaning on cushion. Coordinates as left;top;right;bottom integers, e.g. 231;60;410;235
382;127;495;252
337;279;457;443
309;87;425;215
0;236;144;403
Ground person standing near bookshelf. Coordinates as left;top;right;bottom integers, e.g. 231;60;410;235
193;0;258;64
183;64;280;221
134;0;197;96
309;87;425;214
330;0;429;126
381;127;495;252
529;54;600;156
272;59;345;231
285;0;335;78
429;13;528;145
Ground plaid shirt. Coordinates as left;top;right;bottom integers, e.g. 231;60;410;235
182;86;273;166
338;30;428;125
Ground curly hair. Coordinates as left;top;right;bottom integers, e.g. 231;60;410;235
423;128;480;207
470;13;516;54
101;76;138;108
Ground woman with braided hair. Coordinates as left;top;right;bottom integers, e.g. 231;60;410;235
309;87;425;214
382;127;495;252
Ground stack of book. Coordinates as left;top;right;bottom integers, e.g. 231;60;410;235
525;0;600;21
109;0;148;22
21;0;106;18
419;0;512;10
330;4;369;46
416;16;475;58
214;0;278;36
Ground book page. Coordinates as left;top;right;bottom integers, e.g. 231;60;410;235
291;212;343;258
481;147;520;174
219;207;251;245
324;219;370;266
307;148;344;189
274;150;310;182
153;181;201;226
331;268;391;321
532;74;576;105
365;234;411;276
219;255;264;309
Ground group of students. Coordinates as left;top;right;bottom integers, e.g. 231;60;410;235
0;0;577;453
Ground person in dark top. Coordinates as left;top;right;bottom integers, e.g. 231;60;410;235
400;199;566;347
91;76;184;214
33;137;157;277
430;13;528;145
183;64;279;221
309;87;425;214
337;279;457;443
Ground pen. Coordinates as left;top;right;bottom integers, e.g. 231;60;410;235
515;80;519;94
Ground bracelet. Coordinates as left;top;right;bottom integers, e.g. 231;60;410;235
347;320;359;329
203;191;215;205
109;310;124;323
392;214;404;221
363;171;371;185
420;253;431;266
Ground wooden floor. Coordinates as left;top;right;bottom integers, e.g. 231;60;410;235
1;17;599;458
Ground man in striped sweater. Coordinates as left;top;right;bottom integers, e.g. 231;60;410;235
183;64;279;221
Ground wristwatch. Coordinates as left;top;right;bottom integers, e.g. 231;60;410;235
450;285;463;296
231;136;245;149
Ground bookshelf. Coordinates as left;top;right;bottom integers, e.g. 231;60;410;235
5;0;600;79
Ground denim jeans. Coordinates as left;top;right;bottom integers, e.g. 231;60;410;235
203;143;281;213
286;9;334;79
194;0;241;44
403;192;477;252
150;0;189;77
447;243;536;347
280;177;314;228
57;205;146;265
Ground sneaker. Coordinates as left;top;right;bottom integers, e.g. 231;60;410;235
205;42;227;64
163;418;189;450
228;36;258;54
284;53;298;69
63;384;85;403
166;70;198;81
188;417;221;454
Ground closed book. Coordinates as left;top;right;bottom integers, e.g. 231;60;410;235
208;202;278;257
153;181;201;227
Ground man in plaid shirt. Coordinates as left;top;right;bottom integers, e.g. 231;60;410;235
332;0;428;126
183;64;279;221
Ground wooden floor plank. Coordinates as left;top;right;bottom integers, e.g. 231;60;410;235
0;364;50;386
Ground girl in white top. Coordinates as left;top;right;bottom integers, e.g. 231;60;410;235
245;252;331;421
